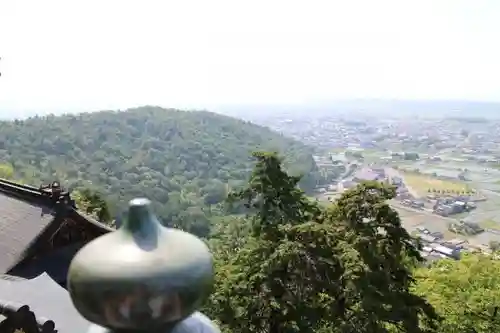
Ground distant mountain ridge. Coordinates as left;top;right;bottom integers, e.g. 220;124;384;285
2;99;499;121
215;100;500;119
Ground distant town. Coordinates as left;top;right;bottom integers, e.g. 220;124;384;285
249;113;500;262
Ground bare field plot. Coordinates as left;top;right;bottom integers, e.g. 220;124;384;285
393;206;500;246
401;172;473;197
480;219;500;231
393;207;457;239
395;209;432;228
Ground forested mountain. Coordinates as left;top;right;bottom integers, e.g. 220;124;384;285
0;106;329;235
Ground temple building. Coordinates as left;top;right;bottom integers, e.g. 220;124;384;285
0;178;112;331
0;178;113;285
0;179;113;286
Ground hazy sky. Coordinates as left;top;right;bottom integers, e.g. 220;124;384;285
1;0;500;116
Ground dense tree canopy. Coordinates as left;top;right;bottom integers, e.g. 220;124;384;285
413;253;500;332
204;152;439;333
72;188;112;224
0;107;334;236
202;152;500;333
1;107;495;332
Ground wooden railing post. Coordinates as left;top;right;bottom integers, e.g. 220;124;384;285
0;303;56;333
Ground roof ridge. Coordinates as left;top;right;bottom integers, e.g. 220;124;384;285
0;178;113;233
0;179;73;209
0;179;47;205
0;178;41;192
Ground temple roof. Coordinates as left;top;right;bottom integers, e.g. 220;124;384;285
0;191;56;272
9;242;85;282
0;179;116;332
0;178;112;276
0;273;90;332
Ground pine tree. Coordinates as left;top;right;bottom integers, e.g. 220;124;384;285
213;152;338;333
328;181;440;332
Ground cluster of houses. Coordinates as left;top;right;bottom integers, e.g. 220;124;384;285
401;199;424;209
447;220;484;236
389;175;415;200
415;223;498;262
415;227;465;261
337;167;417;203
337;167;387;192
432;196;476;216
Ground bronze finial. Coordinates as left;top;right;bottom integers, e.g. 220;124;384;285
67;198;215;332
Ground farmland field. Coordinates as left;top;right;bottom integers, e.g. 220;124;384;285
401;172;473;196
393;205;456;238
393;205;500;246
479;219;500;231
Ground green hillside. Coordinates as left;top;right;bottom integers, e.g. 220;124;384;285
0;106;324;234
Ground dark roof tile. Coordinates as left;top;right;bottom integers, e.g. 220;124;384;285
0;192;56;272
10;242;85;282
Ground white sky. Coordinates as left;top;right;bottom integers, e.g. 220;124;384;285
1;0;500;116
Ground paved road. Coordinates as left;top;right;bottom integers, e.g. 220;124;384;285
341;163;358;180
390;201;456;222
481;189;500;197
385;167;420;198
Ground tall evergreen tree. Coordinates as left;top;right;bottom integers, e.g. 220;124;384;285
213;151;332;333
228;151;322;240
327;181;440;332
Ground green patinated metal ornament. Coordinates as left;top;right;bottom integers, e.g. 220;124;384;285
67;198;214;332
